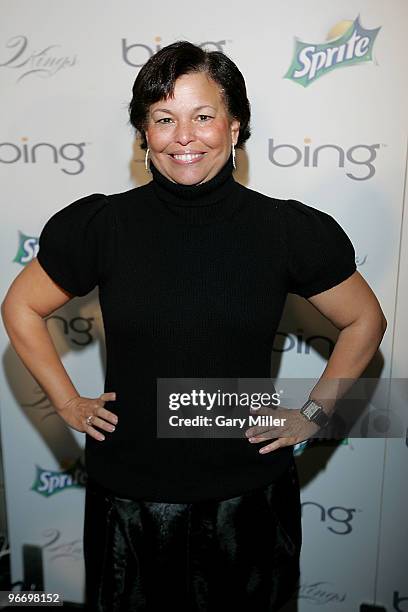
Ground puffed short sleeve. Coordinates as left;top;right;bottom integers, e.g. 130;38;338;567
281;199;357;298
36;193;112;297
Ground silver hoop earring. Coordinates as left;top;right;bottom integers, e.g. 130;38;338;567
144;147;151;172
232;142;236;170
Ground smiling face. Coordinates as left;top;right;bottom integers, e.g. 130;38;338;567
144;71;240;185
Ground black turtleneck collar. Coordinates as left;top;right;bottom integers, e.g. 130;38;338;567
150;153;236;207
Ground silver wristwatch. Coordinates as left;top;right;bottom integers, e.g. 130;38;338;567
300;399;331;428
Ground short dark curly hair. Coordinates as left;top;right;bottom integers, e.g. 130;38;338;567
128;40;251;150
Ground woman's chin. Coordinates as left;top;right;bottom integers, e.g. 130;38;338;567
164;165;210;185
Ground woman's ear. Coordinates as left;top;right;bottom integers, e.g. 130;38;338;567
231;119;240;146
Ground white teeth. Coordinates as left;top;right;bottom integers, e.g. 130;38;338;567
172;153;203;162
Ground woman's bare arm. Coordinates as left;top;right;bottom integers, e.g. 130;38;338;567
1;258;79;410
1;258;118;440
306;270;387;413
245;271;387;452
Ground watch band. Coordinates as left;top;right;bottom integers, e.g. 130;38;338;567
300;399;331;428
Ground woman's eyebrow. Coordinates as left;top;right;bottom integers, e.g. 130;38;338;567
151;104;217;114
194;105;217;111
151;108;173;114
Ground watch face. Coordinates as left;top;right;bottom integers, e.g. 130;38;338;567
301;401;330;428
302;402;320;419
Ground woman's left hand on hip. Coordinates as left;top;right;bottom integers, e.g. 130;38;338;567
244;406;321;454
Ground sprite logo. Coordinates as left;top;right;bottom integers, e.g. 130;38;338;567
13;231;39;265
285;16;381;87
31;457;87;497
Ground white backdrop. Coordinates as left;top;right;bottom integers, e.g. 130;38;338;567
1;1;407;609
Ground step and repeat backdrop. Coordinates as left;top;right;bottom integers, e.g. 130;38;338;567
1;1;407;609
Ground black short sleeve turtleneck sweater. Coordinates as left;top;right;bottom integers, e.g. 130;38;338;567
37;154;356;502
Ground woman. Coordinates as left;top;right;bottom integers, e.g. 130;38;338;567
1;41;387;611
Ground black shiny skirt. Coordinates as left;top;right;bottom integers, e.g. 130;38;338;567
83;458;302;611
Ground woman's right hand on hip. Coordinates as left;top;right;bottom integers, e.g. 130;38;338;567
58;392;118;441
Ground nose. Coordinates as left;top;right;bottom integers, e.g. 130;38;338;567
174;119;195;146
